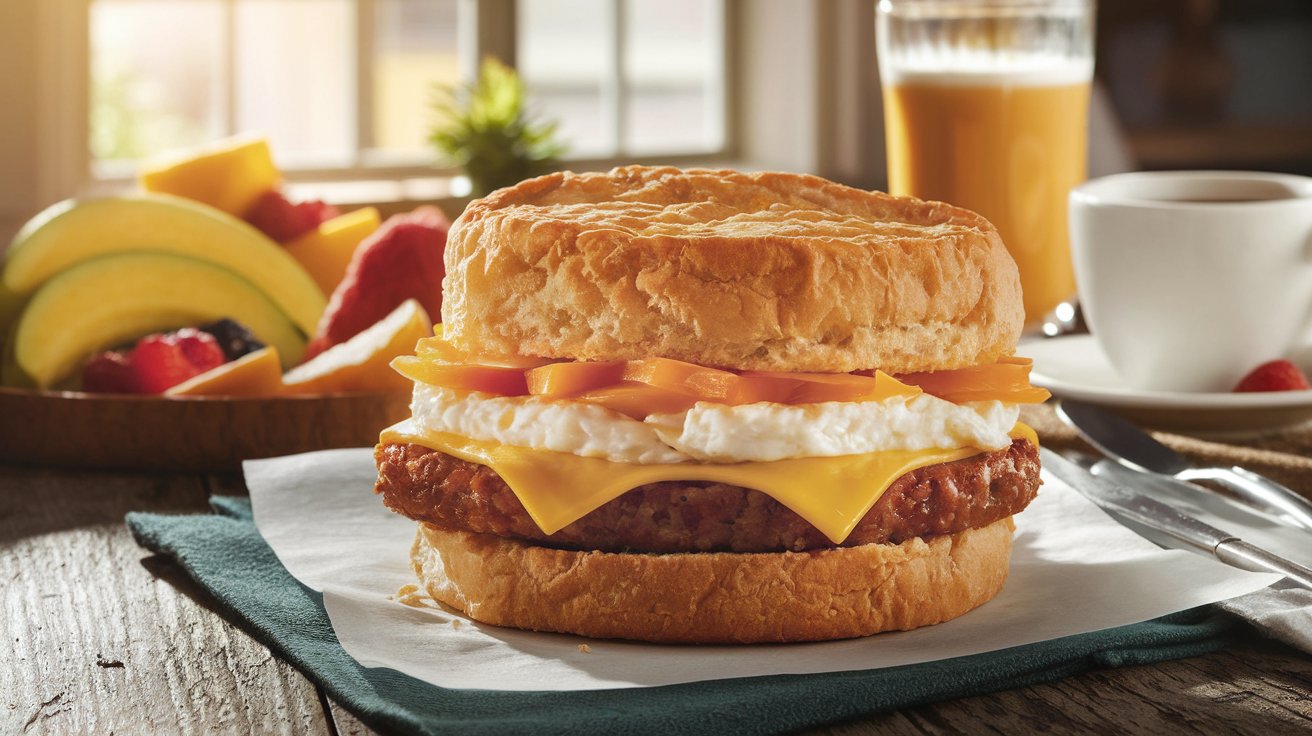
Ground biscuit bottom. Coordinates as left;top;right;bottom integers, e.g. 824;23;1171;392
410;518;1014;644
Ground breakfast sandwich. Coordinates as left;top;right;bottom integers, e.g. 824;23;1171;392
374;166;1048;643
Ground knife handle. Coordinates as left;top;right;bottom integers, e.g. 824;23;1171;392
1214;540;1312;590
1177;466;1312;531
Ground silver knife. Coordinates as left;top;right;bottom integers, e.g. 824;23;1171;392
1041;447;1312;589
1057;399;1312;531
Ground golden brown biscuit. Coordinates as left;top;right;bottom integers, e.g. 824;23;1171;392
442;166;1022;373
412;517;1014;644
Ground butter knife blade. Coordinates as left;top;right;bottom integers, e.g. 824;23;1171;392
1041;447;1312;589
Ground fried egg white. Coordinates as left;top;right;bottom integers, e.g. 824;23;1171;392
409;383;1019;465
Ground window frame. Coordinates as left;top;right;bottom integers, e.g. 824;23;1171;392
33;0;92;206
9;0;879;239
54;0;735;202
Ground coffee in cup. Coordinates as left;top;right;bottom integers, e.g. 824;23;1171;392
1069;171;1312;393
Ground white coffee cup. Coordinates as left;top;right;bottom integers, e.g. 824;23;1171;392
1069;171;1312;393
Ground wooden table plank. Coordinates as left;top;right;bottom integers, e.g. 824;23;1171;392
814;637;1312;735
0;465;331;735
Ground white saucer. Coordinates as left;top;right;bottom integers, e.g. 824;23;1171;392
1023;334;1312;432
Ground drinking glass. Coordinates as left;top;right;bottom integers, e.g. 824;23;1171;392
876;0;1095;323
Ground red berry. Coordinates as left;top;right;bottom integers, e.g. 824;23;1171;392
295;199;340;228
131;329;227;394
175;328;227;371
244;190;341;243
82;351;138;394
1233;360;1311;392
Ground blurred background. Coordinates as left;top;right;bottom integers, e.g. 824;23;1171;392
1;0;1310;238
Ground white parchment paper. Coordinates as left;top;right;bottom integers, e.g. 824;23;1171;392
246;448;1281;692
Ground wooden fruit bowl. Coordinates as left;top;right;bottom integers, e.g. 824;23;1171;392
0;387;410;472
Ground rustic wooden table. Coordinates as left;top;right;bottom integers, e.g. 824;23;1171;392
3;461;1310;735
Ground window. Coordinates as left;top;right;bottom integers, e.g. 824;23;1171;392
86;0;728;187
517;0;725;158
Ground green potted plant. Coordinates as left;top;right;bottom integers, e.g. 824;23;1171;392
430;58;566;197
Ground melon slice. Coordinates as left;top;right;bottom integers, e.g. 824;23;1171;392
3;193;324;335
283;299;430;394
166;346;284;397
4;253;305;389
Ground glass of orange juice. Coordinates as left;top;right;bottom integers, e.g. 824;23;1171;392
876;0;1094;324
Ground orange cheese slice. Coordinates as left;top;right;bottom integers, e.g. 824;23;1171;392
396;336;1050;414
380;420;1038;544
896;356;1051;404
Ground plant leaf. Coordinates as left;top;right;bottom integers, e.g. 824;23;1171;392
429;57;567;194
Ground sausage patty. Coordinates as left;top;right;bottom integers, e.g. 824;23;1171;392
374;439;1040;553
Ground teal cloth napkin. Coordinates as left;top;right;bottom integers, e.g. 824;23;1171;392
127;497;1235;736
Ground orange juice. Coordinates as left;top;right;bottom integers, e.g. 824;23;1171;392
883;71;1090;322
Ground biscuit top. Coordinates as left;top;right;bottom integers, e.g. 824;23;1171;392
459;165;987;239
442;166;1023;373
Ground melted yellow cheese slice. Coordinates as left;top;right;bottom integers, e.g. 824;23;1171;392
380;420;1039;544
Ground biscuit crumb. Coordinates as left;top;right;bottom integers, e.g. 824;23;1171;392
577;644;592;654
451;619;462;630
394;584;427;608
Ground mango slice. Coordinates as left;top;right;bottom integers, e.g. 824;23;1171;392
284;207;382;295
139;136;281;217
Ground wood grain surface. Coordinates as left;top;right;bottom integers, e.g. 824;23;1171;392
0;465;328;734
2;462;1309;735
0;388;410;472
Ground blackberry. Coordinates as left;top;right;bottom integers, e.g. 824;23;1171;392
197;318;266;361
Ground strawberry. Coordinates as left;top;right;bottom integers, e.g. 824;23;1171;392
1233;359;1311;392
82;351;137;394
131;328;228;394
303;207;448;360
244;190;341;243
